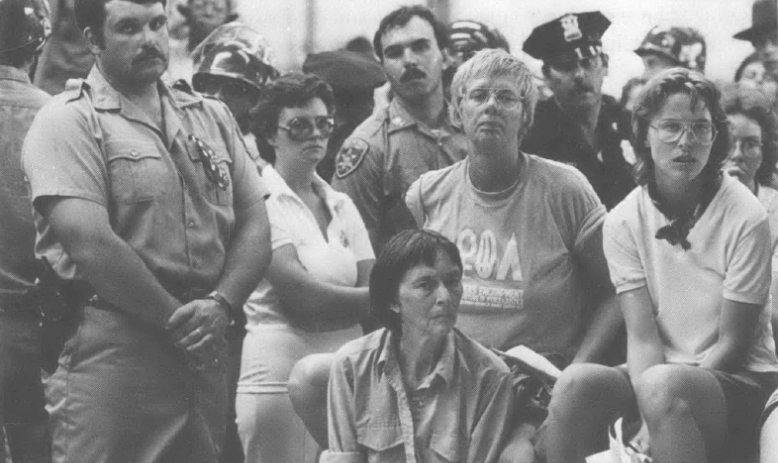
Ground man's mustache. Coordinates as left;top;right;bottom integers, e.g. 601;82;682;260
400;67;426;82
133;47;165;63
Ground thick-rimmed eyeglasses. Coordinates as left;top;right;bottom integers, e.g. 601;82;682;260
729;138;763;157
278;116;335;141
649;120;717;144
464;87;526;110
189;134;230;190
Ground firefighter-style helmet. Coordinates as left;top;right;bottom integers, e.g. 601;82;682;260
192;23;278;90
635;26;707;73
448;19;510;64
0;0;51;55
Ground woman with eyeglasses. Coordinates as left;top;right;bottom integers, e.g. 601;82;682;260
235;73;374;463
545;68;778;463
405;49;621;461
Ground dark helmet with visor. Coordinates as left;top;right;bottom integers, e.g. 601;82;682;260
635;26;707;73
448;19;510;64
192;23;278;91
0;0;51;55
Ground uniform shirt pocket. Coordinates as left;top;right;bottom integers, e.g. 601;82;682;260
105;140;169;203
357;424;404;463
430;431;463;462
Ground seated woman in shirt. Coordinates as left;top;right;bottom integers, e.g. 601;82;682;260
236;72;374;463
404;48;622;461
545;68;778;463
321;229;514;463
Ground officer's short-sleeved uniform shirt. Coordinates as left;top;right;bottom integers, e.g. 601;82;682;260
22;66;268;294
521;95;634;210
331;98;468;252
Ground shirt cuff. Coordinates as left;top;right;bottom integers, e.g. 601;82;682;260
319;450;363;463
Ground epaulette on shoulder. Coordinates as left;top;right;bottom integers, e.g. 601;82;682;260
62;78;88;102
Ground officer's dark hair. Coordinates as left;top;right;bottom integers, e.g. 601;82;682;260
631;67;730;186
370;229;462;334
373;5;449;62
74;0;167;47
540;53;608;78
250;72;335;165
722;88;778;186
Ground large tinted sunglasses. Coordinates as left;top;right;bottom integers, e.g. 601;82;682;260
189;134;230;190
278;116;335;140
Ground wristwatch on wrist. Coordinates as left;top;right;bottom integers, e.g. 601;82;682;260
207;290;234;323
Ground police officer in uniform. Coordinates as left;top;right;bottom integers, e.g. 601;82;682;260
22;0;271;461
0;1;51;461
522;11;635;210
331;4;468;253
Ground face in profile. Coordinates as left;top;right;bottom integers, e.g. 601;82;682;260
268;97;333;167
391;250;463;340
380;16;446;103
648;92;715;184
92;0;170;87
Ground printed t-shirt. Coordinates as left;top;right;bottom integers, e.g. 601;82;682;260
405;153;606;361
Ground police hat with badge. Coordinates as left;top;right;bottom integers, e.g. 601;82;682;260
523;11;610;67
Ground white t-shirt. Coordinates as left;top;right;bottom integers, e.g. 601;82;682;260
243;166;375;329
604;175;778;372
406;154;607;361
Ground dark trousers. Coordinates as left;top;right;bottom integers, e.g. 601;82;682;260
0;309;50;463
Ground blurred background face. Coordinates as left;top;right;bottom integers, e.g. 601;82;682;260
95;0;169;87
545;53;608;113
738;61;778;104
648;92;714;184
267;97;332;168
380;16;445;104
724;113;763;186
459;75;524;149
392;250;462;340
189;0;228;34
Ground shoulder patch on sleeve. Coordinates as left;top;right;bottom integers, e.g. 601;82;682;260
335;138;370;179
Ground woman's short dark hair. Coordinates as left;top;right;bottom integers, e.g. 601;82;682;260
735;52;762;83
249;72;335;164
620;77;647;108
373;5;449;62
631;67;730;186
722;89;778;186
369;229;462;334
74;0;166;46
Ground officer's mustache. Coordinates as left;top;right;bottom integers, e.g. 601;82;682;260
400;66;426;82
133;47;165;63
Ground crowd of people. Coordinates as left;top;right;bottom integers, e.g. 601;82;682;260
3;0;778;462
